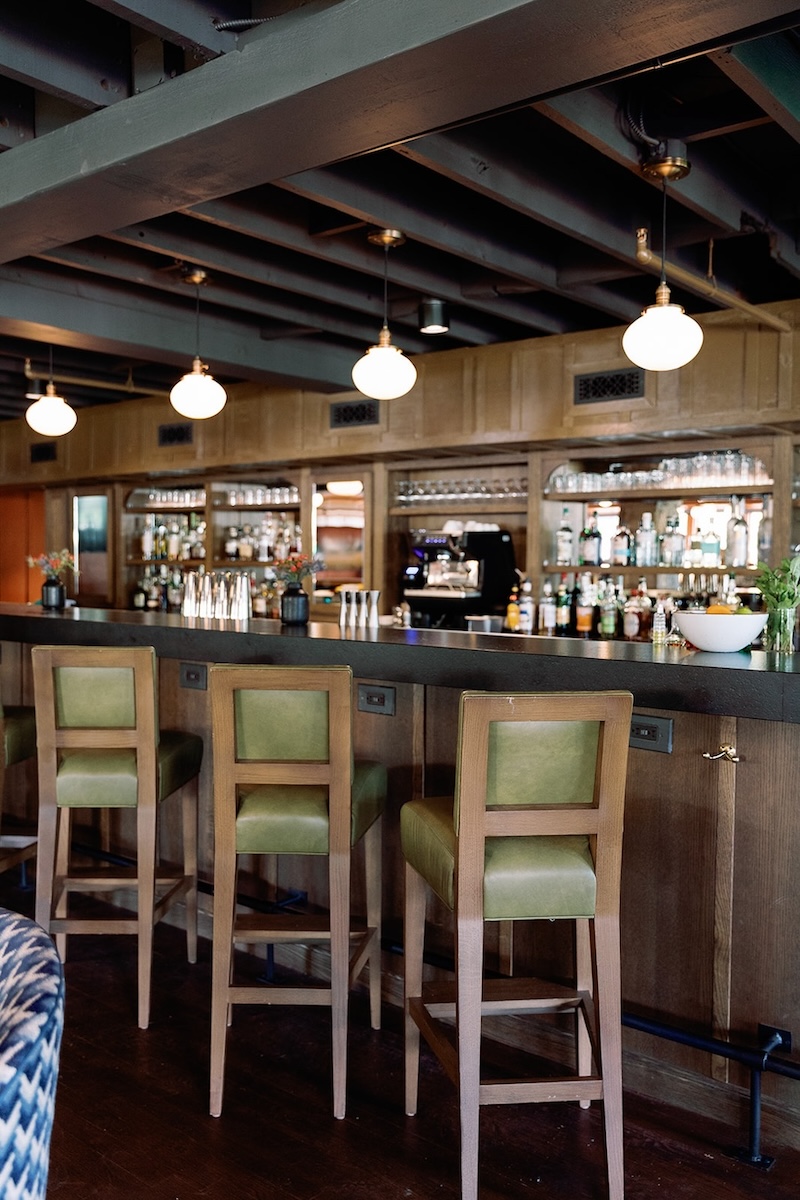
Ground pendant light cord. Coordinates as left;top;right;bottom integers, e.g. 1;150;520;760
194;284;201;359
382;244;389;330
660;179;668;287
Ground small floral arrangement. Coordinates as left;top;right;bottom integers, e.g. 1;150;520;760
27;548;75;580
270;553;321;585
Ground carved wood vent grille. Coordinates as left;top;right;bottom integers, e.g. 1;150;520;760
330;399;380;428
573;368;645;405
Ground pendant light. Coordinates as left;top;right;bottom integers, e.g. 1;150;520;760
25;349;77;436
352;229;417;400
622;174;704;372
170;275;227;419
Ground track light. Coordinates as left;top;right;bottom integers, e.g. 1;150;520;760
352;229;417;400
170;281;227;419
419;298;449;334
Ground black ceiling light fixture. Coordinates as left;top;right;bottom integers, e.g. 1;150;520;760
418;298;449;334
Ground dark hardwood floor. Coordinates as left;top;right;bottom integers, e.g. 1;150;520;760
4;873;799;1200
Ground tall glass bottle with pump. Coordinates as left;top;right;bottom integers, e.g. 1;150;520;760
635;512;658;567
726;498;748;568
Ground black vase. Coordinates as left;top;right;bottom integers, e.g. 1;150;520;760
280;583;309;626
41;577;66;611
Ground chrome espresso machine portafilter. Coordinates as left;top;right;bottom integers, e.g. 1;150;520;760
400;528;517;629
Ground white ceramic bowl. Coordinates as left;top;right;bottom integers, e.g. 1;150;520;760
674;609;768;653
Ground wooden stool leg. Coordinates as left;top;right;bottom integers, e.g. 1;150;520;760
210;848;237;1117
136;802;157;1030
456;909;483;1200
34;792;58;942
54;808;71;961
403;860;426;1116
329;843;350;1120
594;913;624;1200
364;815;382;1031
575;917;593;1108
182;778;198;964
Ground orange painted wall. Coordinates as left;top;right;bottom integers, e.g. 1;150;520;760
0;490;46;602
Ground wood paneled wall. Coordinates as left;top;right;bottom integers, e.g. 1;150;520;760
0;301;797;490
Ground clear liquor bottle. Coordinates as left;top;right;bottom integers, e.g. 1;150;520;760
555;507;573;566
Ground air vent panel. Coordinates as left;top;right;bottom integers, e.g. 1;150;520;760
574;368;645;405
330;399;380;428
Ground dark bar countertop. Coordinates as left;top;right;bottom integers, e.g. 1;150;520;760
0;603;796;723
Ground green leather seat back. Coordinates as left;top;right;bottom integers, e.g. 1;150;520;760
53;666;142;730
49;659;201;808
402;715;601;922
2;705;36;769
232;688;385;853
234;689;329;761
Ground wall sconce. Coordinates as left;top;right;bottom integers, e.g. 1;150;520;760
25;350;77;436
170;277;227;419
352;229;417;400
622;165;703;372
419;298;449;334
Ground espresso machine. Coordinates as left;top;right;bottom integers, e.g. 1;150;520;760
400;528;517;628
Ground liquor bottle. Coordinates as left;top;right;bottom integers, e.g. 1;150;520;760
257;517;273;562
224;526;240;561
538;580;556;635
700;526;721;568
555;507;573;566
651;600;667;645
635;577;653;638
237;524;255;561
726;498;748;568
166;520;182;562
518;579;534;634
757;496;772;563
634;511;658;568
506;585;521;632
599;579;618;640
611;523;632;567
575;572;595;637
578;514;602;567
140;514;155;561
555;576;571;636
131;569;149;610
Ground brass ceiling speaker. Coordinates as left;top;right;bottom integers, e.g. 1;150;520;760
641;140;690;181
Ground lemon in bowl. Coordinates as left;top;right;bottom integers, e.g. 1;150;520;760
674;608;768;653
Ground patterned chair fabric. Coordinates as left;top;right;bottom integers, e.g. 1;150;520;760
0;908;64;1200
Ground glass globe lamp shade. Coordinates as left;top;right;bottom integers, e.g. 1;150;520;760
622;282;704;371
25;384;77;436
169;356;227;419
351;327;417;400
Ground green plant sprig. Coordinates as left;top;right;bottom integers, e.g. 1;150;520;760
755;554;800;608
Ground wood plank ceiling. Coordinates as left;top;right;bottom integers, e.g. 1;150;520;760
0;0;797;418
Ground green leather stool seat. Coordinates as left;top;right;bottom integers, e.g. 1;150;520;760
3;706;36;769
236;760;387;854
401;795;596;920
54;730;203;809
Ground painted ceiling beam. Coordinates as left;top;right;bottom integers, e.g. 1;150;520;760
0;0;795;264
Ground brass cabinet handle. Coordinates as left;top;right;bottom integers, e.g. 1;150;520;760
702;744;740;763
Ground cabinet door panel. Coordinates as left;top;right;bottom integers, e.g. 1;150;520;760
621;708;721;1073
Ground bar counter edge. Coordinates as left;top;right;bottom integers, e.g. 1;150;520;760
0;603;795;723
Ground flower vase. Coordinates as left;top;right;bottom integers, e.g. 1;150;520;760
41;577;66;611
764;606;797;654
280;583;309;626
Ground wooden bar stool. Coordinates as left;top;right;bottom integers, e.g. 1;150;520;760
208;663;385;1119
31;645;203;1029
402;689;633;1200
0;701;38;876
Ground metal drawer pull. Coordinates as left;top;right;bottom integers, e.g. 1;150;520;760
702;744;740;762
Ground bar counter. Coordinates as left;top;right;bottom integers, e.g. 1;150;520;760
0;602;795;722
2;602;799;1151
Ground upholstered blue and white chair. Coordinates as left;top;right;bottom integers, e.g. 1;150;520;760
0;907;64;1200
